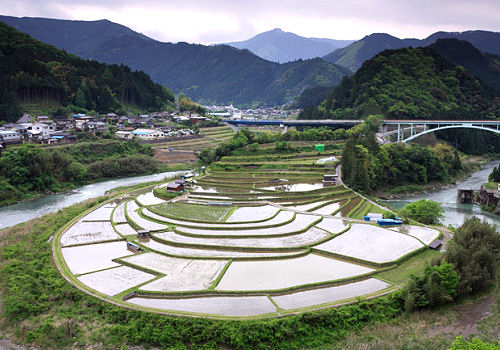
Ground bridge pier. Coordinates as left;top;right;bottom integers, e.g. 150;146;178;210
457;189;474;204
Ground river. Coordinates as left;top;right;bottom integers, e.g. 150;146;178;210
0;171;184;229
386;160;500;228
1;163;499;231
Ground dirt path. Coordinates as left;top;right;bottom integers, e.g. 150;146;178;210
427;292;498;337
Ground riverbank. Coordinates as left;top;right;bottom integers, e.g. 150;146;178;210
0;170;187;230
0;141;194;208
374;154;494;200
385;159;500;227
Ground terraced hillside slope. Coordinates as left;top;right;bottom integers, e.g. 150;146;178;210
54;151;442;318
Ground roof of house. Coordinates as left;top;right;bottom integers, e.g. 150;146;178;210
166;182;183;188
0;130;20;135
133;128;160;135
17;114;33;123
429;239;443;249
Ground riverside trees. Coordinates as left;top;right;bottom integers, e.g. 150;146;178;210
341;117;462;192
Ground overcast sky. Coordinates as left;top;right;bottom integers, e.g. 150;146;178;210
1;0;500;44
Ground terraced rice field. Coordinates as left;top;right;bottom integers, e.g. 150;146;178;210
153;126;235;153
54;150;441;318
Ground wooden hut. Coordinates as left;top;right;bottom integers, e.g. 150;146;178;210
137;230;151;241
166;182;184;192
429;239;443;250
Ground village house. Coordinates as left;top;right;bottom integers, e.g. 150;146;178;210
132;128;165;139
27;123;52;140
115;131;134;139
166;181;184;192
16;114;33;124
0;130;22;144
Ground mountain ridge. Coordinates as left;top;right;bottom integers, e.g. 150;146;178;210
0;21;175;122
224;28;355;63
0;15;350;107
323;30;500;71
301;41;500;120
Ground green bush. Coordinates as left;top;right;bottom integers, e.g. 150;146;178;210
449;336;500;350
445;216;500;296
85;155;159;180
404;260;459;311
399;199;444;225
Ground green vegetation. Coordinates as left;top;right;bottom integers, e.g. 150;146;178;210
376;250;442;284
488;165;500;182
0;141;160;206
302;46;500;120
341;117;463;193
199;126;348;166
292;85;335;108
151;202;234;223
403;260;459;311
445;217;500;297
399;199;444;225
449;336;500;350
0;21;175;121
429;39;500;93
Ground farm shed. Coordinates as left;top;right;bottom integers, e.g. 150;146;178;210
166;182;184;192
429;239;443;250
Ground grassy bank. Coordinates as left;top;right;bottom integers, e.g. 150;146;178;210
0;201;498;349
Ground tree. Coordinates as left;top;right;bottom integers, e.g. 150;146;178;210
488;166;500;182
445;217;500;296
398;199;444;225
404;260;459;311
74;87;87;109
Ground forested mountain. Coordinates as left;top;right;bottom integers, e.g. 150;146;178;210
0;16;351;106
0;15;155;58
0;22;174;122
323;30;500;71
429;39;500;92
323;33;420;72
301;45;500;120
224;28;354;63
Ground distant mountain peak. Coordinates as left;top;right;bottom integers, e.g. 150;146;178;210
0;15;352;107
224;29;354;63
323;30;500;72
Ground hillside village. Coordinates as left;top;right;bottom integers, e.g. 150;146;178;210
0;105;299;152
0;111;211;149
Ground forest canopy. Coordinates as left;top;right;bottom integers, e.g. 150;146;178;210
0;22;175;122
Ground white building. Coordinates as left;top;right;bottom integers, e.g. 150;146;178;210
132;128;165;139
27;123;51;139
0;130;21;143
115;131;133;139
